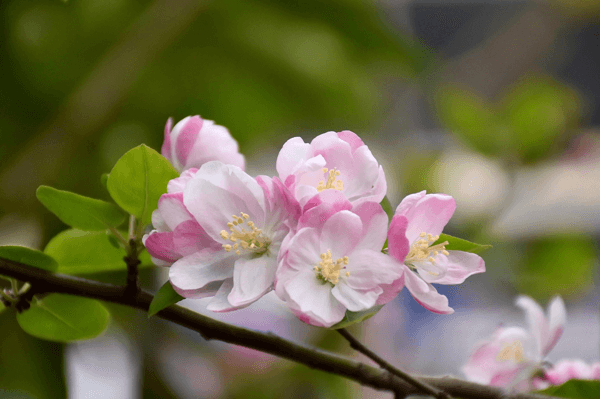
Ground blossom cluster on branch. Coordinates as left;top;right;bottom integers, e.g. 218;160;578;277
144;115;486;327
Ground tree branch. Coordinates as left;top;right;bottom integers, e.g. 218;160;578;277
338;328;452;399
0;257;558;399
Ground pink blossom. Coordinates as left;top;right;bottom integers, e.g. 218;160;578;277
462;295;566;392
275;203;402;327
533;359;600;389
162;116;245;173
276;131;386;208
143;169;219;267
387;191;485;314
167;161;300;311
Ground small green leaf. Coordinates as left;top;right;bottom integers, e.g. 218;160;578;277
148;281;184;317
328;305;383;330
106;144;179;225
380;196;394;221
100;173;109;190
432;234;491;254
0;246;58;271
17;294;109;342
537;379;600;398
45;229;126;274
37;186;126;231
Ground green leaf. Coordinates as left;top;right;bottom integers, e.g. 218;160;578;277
17;294;109;342
36;185;126;231
148;281;184;317
0;246;58;271
380;196;393;221
328;305;383;330
0;301;5;315
432;234;491;254
537;379;600;398
45;229;126;274
106;144;179;225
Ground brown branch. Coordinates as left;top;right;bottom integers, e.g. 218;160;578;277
338;328;452;399
0;257;559;399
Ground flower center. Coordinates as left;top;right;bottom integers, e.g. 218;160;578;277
220;212;271;256
404;232;449;272
497;341;526;363
313;250;349;285
317;167;344;192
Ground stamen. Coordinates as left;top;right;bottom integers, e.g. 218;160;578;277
221;212;271;256
404;231;449;269
317;167;344;192
314;250;349;285
497;341;526;363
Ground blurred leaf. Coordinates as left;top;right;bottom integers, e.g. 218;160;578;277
537;379;600;398
44;229;128;274
0;311;66;398
435;84;507;157
0;246;58;272
106;145;178;225
329;305;383;330
517;236;595;300
0;301;5;315
17;294;109;342
148;281;184;317
36;185;126;231
432;234;491;254
501;75;581;163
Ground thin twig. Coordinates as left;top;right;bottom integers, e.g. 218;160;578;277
0;257;560;399
338;328;452;399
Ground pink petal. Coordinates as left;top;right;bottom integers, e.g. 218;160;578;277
144;230;180;264
337;130;364;152
227;256;277;307
175;116;203;169
276;137;312;184
344;250;403;290
167;168;198;193
403;269;453;314
352;202;388;251
397;192;456;245
172;220;219;257
387;215;410;262
279;227;321;273
298;190;352;230
515;295;549;359
169;249;235;293
376;273;405;305
343;146;384;203
431;251;486;285
320;210;362;257
184;120;245;171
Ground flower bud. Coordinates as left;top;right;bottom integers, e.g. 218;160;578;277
161;116;245;173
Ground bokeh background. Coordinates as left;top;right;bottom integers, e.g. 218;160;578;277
1;0;600;398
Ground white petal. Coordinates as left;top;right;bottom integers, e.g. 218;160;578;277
320;210;362;257
332;282;379;312
227;256;277;307
206;279;248;312
169;249;234;291
546;296;566;356
515;295;549;359
432;251;485;285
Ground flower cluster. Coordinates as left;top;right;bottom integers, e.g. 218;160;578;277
144;115;486;327
463;295;600;391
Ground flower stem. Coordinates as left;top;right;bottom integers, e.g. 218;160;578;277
337;328;453;399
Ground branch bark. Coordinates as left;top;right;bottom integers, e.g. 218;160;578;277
0;257;559;399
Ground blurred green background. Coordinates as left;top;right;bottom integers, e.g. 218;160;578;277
1;0;600;398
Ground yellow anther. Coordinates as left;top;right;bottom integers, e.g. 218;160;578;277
442;250;449;256
345;271;350;277
317;167;344;193
429;257;435;264
420;232;426;237
314;250;350;285
221;211;271;257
